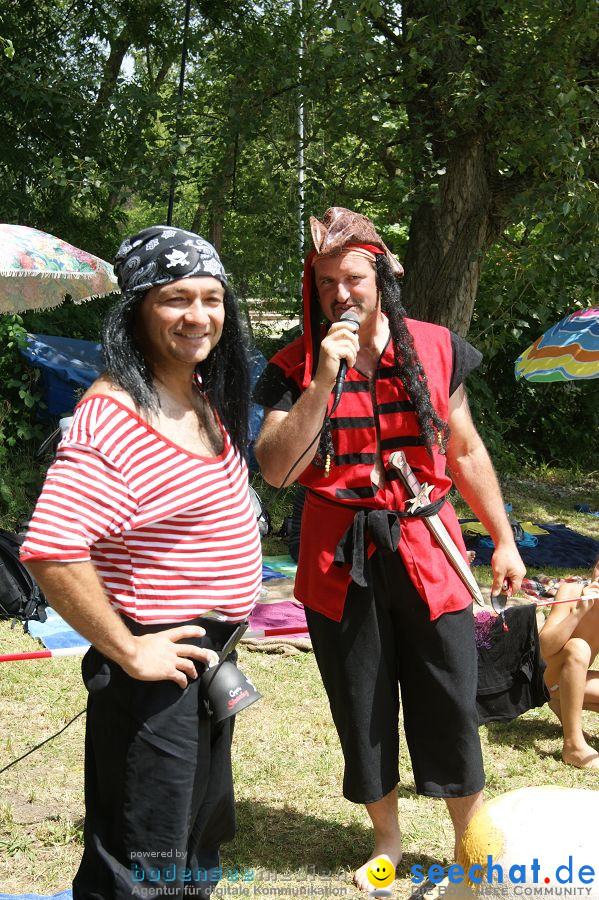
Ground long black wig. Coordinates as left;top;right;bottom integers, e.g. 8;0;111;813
376;254;450;453
102;286;250;458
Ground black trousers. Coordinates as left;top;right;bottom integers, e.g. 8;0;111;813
73;618;238;900
305;551;485;804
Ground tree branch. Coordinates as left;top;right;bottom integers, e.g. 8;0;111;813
366;13;404;51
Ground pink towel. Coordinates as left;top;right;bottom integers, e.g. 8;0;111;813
249;600;307;638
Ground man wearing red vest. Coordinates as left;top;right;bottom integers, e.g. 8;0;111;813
253;207;525;890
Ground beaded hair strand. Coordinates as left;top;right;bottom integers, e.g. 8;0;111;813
376;255;450;455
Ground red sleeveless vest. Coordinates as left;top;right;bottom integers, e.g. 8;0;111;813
270;318;473;622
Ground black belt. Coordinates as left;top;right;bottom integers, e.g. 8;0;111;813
331;496;446;588
121;614;238;653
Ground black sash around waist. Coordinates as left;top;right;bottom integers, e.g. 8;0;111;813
307;490;446;588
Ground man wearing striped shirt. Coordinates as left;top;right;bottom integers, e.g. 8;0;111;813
22;227;262;899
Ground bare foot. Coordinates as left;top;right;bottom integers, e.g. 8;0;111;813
354;844;403;893
562;744;599;770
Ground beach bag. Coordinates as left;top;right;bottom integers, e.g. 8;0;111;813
0;528;47;631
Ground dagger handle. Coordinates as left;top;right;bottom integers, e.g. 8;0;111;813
389;451;422;497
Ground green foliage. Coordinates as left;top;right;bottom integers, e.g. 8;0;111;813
467;203;599;470
20;295;115;342
0;0;597;470
0;0;183;256
0;316;44;445
0;36;14;59
0;316;46;523
0;296;117;528
0;297;117;526
0;450;47;530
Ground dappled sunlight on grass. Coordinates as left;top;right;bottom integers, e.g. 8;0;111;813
1;459;598;896
1;634;596;896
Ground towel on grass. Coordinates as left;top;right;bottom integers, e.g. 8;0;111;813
0;893;72;900
464;522;598;568
246;558;308;652
247;597;308;652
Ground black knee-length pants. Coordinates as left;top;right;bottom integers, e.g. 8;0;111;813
73;617;238;900
305;551;485;804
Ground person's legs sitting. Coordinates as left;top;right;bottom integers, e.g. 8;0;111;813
546;638;599;769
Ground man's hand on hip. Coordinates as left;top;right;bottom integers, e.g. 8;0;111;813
123;625;220;688
26;560;220;687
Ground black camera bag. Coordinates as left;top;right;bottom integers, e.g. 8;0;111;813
0;528;47;632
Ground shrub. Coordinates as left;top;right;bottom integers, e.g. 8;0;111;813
0;315;46;525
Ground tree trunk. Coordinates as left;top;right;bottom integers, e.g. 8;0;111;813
92;28;132;122
190;201;206;234
209;205;224;253
401;134;503;336
206;134;239;252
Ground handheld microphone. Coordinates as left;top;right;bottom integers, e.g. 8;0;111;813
331;309;360;413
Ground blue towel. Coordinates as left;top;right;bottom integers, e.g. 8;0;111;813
260;564;287;582
465;522;599;568
477;532;538;550
0;893;71;900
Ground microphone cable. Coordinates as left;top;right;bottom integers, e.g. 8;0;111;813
0;708;86;776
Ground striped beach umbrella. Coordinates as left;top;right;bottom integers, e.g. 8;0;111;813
515;307;599;382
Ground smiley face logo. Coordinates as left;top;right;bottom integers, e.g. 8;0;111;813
366;856;395;889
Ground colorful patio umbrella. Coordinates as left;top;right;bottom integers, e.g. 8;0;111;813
515;307;599;383
0;223;118;313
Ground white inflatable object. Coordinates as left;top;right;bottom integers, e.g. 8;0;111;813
456;787;599;900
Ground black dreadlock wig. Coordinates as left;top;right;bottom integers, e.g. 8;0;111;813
315;254;450;464
376;254;450;452
102;287;250;458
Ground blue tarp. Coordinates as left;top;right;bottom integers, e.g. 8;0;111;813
246;346;268;461
20;334;103;419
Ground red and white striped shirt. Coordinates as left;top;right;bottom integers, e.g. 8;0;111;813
20;395;263;624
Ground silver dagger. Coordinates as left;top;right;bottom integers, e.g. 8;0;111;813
388;451;485;607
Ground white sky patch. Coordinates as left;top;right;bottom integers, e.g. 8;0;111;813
121;53;135;81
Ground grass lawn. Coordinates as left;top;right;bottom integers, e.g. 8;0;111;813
1;467;598;897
